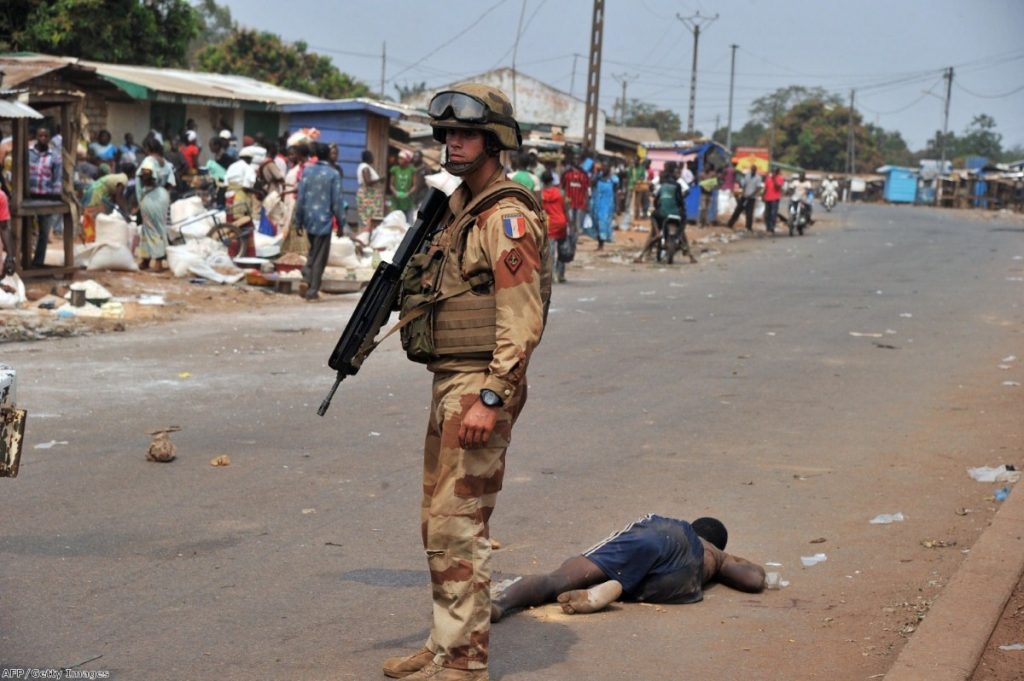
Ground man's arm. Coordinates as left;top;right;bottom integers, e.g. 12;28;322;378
717;553;766;593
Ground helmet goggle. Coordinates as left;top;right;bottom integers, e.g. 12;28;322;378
428;91;517;129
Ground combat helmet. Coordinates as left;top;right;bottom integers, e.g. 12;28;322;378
429;84;522;151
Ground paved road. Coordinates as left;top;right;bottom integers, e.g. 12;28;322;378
1;205;1021;680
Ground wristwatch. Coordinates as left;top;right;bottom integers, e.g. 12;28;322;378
479;389;504;408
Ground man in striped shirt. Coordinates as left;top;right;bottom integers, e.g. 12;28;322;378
27;127;63;267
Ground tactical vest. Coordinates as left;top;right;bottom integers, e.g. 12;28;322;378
398;180;549;364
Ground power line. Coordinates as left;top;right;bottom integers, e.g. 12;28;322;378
387;0;509;83
954;81;1024;99
676;10;718;134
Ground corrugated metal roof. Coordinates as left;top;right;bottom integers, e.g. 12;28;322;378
0;98;43;119
0;54;324;107
605;125;662;144
84;61;324;106
281;98;405;118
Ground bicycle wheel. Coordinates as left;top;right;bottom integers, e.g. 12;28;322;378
208;222;244;258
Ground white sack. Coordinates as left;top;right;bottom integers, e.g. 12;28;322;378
85;243;138;271
0;274;27;309
95;212;131;248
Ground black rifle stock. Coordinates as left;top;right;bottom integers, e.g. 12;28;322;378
317;188;449;416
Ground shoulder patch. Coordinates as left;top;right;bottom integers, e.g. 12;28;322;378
502;214;527;239
503;247;523;274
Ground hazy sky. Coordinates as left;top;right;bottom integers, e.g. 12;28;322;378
221;0;1024;151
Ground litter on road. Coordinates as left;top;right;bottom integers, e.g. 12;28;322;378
870;513;905;524
998;643;1024;651
801;553;828;567
146;427;180;462
210;455;231;467
967;465;1020;483
34;440;68;449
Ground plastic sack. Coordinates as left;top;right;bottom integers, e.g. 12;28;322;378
328;235;356;267
170;195;205;225
166;244;205;277
95;212;131;248
253;231;282;258
0;274;27;308
85;243;138;271
717;191;737;219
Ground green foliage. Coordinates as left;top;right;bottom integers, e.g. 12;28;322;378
712;121;768;148
193;28;370;99
772;99;855;171
863;124;913;168
2;0;199;67
749;86;842;125
623;99;681;141
920;115;1004;164
189;0;235;63
395;81;428;101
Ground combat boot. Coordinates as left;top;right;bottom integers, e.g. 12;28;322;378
382;648;434;678
401;662;488;681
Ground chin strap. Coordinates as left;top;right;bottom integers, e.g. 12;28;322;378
443;151;489;176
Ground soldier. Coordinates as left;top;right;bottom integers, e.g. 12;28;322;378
382;85;551;681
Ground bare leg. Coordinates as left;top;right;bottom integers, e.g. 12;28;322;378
491;555;608;622
556;579;623;614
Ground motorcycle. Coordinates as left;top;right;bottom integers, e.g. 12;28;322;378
656;213;696;264
788;201;810;236
822;189;837;212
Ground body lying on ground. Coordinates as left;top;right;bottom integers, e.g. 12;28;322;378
490;514;765;622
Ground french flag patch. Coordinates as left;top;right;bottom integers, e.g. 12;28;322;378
502;214;527;239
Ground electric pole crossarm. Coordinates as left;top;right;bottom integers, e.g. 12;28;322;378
676;11;718;135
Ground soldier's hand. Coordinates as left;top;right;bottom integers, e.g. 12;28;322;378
459;399;498;449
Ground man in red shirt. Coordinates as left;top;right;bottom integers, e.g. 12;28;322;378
561;158;589;260
0;185;15;276
182;130;201;171
762;166;785;234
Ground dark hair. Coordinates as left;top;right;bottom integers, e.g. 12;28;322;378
265;141;278;158
118;162;136;176
144;137;164;155
541;169;553;185
362;149;373;163
313;142;331;160
293;142;310;159
692;517;728;550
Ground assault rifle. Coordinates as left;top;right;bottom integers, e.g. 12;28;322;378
317;188;449;416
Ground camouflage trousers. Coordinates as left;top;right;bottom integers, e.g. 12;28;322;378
421;370;526;670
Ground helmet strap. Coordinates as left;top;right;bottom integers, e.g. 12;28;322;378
443;147;496;177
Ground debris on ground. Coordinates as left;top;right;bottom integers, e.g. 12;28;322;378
998;643;1024;651
967;465;1020;483
870;513;905;524
921;539;957;549
34;440;69;449
801;553;828;566
146;426;180;462
209;455;231;467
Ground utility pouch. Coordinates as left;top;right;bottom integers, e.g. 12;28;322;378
399;248;445;364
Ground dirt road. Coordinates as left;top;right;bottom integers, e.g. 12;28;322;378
0;204;1021;680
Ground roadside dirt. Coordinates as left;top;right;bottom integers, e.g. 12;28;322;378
972;571;1024;680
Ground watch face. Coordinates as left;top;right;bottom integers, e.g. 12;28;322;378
481;390;501;407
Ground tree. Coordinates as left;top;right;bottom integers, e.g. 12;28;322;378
749;86;842;126
957;114;1003;160
189;0;235;63
395;81;428;102
863;123;913;168
2;0;199;67
623;100;680;141
712;121;767;149
194;28;370;100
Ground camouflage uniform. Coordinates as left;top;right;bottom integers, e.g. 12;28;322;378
418;168;550;671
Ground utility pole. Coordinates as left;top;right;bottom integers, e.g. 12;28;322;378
380;42;386;99
611;72;636;126
511;0;528;111
676;10;718;136
939;66;954;176
847;89;855;174
583;0;605;152
569;53;581;98
937;66;954;204
726;43;737;150
768;100;778;160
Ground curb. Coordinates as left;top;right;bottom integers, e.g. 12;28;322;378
884;481;1024;681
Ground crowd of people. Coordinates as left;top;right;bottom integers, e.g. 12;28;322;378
0;120;437;294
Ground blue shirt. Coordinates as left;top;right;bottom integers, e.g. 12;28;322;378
294;162;345;236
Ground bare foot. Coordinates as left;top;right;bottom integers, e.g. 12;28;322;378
556;579;623;615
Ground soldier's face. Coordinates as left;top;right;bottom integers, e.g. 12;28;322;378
446;129;484;163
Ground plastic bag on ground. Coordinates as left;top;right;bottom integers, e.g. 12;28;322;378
370;210;410;250
0;274;27;308
967;465;1021;483
82;243;138;271
166;244;205;278
68;280;113;300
